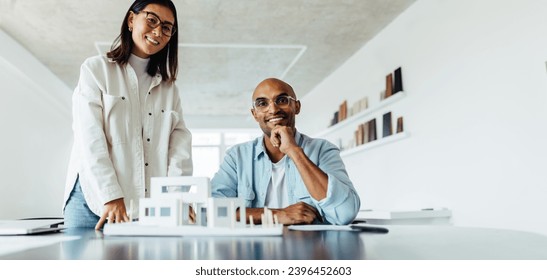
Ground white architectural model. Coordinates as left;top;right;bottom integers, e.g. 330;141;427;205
103;176;282;236
139;177;211;227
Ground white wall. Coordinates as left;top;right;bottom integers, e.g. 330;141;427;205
0;29;72;219
299;0;547;235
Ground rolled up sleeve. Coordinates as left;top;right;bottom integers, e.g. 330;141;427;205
311;143;360;225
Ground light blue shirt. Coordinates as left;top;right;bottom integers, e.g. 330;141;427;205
211;131;360;225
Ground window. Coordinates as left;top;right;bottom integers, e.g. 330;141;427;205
217;206;228;217
191;129;261;179
145;207;155;217
162;185;193;193
160;207;171;217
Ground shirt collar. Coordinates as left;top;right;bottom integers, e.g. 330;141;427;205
106;55;162;82
122;60;162;87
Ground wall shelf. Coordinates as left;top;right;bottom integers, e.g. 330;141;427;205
340;131;410;157
314;91;406;138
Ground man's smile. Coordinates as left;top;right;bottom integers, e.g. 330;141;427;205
268;117;284;123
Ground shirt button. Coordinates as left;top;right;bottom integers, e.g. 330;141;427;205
147;138;150;142
148;92;151;95
148;113;152;116
145;163;149;166
121;97;125;100
161;110;164;113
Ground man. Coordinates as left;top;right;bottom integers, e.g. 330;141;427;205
211;78;360;225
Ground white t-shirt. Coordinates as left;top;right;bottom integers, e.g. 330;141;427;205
264;156;290;208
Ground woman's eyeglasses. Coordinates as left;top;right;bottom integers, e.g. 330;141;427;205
136;10;176;37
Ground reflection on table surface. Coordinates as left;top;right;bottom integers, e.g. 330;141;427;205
3;226;365;260
4;225;547;260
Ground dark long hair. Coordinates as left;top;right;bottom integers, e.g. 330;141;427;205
107;0;179;82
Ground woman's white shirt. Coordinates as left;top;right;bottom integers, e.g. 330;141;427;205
64;55;193;218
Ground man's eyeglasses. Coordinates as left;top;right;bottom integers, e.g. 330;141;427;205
252;95;297;112
136;10;176;37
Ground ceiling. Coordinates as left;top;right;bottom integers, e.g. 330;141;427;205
0;0;415;123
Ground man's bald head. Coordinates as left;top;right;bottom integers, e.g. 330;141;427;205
252;78;297;101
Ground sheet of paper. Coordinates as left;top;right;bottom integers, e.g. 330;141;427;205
0;235;80;257
288;225;354;231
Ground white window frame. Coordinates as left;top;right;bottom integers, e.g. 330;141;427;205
190;128;261;178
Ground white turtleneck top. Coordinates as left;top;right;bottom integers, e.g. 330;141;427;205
128;54;153;116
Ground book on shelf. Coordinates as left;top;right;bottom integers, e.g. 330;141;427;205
331;111;339;126
332;100;349;125
369;118;377;142
349;97;368;117
385;73;393;99
354;129;360;146
382;112;393;137
341;100;348;121
350;101;359;118
329;97;370;128
363;121;369;144
393;67;403;94
357;123;365;145
396;116;404;133
359;97;368;112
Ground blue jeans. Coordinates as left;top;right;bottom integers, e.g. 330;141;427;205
63;178;100;228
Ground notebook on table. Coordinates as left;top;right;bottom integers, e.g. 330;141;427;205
0;219;64;235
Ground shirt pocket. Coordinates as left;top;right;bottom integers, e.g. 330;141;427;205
237;182;256;207
102;94;127;145
165;110;180;133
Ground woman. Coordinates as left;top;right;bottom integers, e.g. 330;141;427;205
63;0;192;230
